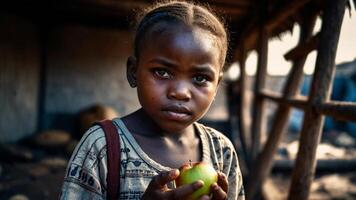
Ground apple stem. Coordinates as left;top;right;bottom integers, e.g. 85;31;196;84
189;159;192;167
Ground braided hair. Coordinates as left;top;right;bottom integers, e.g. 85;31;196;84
133;1;228;68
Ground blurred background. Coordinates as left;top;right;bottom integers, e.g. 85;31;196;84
1;0;355;199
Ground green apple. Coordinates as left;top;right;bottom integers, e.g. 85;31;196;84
175;162;218;200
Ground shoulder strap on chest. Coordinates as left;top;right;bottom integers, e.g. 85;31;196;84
94;120;120;200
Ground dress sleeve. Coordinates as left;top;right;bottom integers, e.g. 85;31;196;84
60;126;108;200
204;126;245;200
226;145;245;200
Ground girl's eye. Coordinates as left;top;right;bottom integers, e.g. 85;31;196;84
154;69;170;78
193;75;209;84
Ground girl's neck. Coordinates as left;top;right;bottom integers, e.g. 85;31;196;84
122;108;195;140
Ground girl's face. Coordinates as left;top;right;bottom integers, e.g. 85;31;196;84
129;25;223;133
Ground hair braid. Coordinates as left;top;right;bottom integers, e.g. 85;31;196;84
134;1;228;67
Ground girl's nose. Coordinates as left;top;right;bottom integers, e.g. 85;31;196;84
167;81;191;101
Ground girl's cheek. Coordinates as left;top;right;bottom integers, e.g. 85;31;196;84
197;85;216;95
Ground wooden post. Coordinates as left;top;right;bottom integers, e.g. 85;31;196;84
288;0;347;199
238;46;251;163
250;23;268;163
227;46;250;175
246;14;316;200
317;102;356;122
233;0;313;61
284;33;320;61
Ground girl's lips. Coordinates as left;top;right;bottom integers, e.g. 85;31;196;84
162;104;192;121
164;110;191;121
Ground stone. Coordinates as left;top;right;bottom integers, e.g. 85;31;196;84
40;157;68;168
0;144;33;162
77;104;119;138
34;130;71;148
8;194;29;200
29;165;50;178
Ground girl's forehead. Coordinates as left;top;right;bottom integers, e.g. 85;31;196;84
139;23;222;68
143;23;219;49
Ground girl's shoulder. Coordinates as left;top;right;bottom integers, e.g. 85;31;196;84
195;122;235;149
77;119;125;150
69;125;108;164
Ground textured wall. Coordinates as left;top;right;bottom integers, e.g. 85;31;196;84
0;18;228;142
44;25;139;131
0;12;40;142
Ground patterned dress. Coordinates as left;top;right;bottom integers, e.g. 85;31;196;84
60;118;245;200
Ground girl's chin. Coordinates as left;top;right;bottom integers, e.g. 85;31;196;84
156;121;192;133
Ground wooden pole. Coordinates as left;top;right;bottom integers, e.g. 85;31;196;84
250;20;268;164
284;33;320;61
260;90;309;111
260;90;356;122
247;3;269;197
288;0;347;199
246;14;316;200
233;0;313;61
317;101;356;122
238;46;251;162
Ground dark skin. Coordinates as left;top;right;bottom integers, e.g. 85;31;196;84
123;23;227;200
123;109;201;169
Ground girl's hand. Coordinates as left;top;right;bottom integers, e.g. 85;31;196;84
210;172;228;200
193;172;228;200
142;169;205;200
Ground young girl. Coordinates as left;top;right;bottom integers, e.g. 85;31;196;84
60;1;244;199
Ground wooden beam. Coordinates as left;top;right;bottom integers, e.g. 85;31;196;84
288;0;347;199
250;23;268;163
274;158;356;172
247;3;269;197
246;15;316;200
55;1;148;18
233;0;313;61
63;0;249;21
316;101;356;122
284;33;320;61
211;5;248;17
204;0;253;7
264;0;312;33
237;47;251;163
260;90;356;122
260;90;309;110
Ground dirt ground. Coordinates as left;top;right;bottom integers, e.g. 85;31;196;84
1;134;355;200
0;157;67;200
1;158;355;200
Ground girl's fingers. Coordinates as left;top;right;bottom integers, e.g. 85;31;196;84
147;169;180;190
165;180;204;199
198;195;210;200
211;183;227;200
217;172;228;193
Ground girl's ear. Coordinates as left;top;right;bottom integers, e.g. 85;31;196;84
127;56;138;88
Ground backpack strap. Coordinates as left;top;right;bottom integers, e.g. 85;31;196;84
95;120;120;200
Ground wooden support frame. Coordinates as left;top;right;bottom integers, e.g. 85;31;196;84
284;33;320;61
260;90;309;110
250;12;268;163
316;102;356;122
246;13;316;200
260;90;356;122
288;0;347;199
238;46;251;163
233;0;313;62
274;158;356;172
